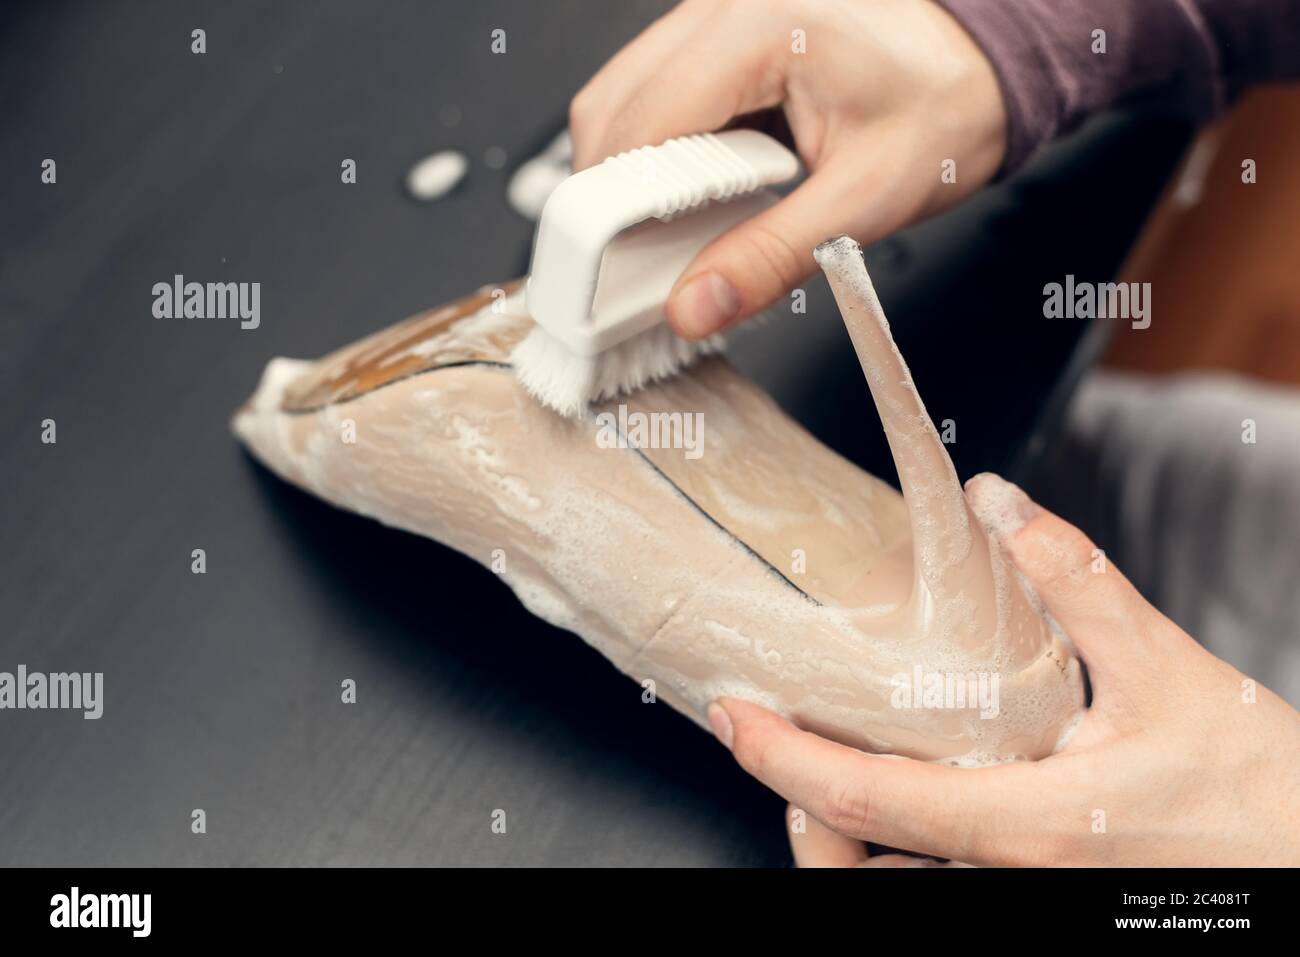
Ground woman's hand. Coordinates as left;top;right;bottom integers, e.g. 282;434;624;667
569;0;1007;339
705;473;1300;867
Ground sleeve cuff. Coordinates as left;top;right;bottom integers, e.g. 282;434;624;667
934;0;1220;174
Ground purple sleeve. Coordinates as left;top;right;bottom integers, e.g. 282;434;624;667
934;0;1300;172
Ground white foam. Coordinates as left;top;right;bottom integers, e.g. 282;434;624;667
506;130;571;220
237;253;1086;765
405;150;468;202
964;472;1037;543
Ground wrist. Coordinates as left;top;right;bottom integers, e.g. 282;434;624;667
922;0;1008;189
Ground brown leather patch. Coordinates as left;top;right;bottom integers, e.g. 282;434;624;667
281;280;524;411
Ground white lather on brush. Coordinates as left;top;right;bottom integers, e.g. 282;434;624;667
513;130;800;417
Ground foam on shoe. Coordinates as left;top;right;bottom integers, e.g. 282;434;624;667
814;235;1084;760
234;271;1086;766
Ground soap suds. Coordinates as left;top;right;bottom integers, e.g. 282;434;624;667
965;472;1038;544
405;150;468;202
234;279;1085;766
507;129;571;220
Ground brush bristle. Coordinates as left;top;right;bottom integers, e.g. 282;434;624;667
511;323;722;418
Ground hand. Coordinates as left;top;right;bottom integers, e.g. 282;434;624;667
569;0;1007;339
705;473;1300;867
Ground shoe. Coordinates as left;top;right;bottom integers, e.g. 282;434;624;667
233;277;1083;765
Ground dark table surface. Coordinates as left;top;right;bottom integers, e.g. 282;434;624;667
0;0;1187;866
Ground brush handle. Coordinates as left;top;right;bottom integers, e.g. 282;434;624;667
604;131;797;220
525;130;799;356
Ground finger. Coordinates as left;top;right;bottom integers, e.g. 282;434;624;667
570;2;707;168
861;852;969;868
668;128;938;337
710;698;1035;865
666;159;865;338
964;473;1196;689
576;16;785;169
787;804;868;868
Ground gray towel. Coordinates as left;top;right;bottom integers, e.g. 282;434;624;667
1037;370;1300;705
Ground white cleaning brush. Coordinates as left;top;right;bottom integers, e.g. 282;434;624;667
513;130;800;417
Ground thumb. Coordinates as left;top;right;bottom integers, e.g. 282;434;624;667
965;473;1195;696
709;698;1036;865
665;165;856;339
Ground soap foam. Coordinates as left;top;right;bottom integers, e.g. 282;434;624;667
236;284;1085;765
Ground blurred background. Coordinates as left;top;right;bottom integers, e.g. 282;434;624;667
1;0;1295;865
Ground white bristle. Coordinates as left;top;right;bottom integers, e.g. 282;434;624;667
511;323;722;418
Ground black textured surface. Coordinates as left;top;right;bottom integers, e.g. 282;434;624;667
0;1;1186;866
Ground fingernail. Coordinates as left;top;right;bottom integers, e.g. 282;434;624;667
965;472;1041;539
706;701;734;749
670;272;741;338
